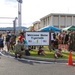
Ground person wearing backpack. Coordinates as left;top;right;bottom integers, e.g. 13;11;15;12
0;33;4;55
5;31;11;51
10;31;16;50
23;38;30;56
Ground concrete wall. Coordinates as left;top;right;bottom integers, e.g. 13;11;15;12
32;13;75;31
40;13;75;29
33;21;40;31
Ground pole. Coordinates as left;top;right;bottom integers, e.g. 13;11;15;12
13;17;17;34
18;1;22;32
13;20;16;34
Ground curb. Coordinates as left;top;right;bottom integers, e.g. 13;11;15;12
24;56;68;63
3;51;75;63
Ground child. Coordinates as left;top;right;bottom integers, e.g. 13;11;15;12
54;37;63;58
54;49;63;58
38;46;46;56
23;38;30;56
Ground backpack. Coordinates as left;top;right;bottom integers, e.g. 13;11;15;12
6;35;11;42
0;38;3;44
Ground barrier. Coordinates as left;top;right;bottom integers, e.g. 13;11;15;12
58;44;68;51
68;51;73;66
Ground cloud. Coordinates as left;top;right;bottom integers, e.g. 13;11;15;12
0;0;18;27
0;0;75;27
5;0;16;2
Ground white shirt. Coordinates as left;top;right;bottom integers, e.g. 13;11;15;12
51;33;55;41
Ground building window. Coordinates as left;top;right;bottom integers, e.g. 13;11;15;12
48;17;49;24
43;19;45;26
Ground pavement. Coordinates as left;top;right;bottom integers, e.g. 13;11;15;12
0;56;75;75
2;50;75;63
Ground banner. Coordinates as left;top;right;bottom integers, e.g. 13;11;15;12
58;44;68;50
26;32;49;46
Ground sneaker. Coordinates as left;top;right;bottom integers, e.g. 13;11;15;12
0;52;3;56
15;55;17;58
55;54;58;58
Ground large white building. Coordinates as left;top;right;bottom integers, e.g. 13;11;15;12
40;13;75;29
33;21;40;31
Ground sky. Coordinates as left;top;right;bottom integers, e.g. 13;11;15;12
0;0;75;27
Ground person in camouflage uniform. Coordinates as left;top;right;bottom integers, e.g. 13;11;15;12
72;31;75;51
14;40;25;58
10;31;16;50
68;31;75;51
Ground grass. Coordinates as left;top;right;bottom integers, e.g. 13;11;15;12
30;50;54;58
30;50;75;60
10;47;75;60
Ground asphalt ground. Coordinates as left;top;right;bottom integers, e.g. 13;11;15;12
0;55;75;75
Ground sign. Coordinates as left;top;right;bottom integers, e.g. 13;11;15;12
26;32;49;46
58;44;68;50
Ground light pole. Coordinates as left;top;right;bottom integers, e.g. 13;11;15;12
17;0;22;32
13;17;17;34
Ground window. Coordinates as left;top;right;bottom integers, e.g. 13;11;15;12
43;19;45;26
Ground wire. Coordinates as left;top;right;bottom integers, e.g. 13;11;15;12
0;23;13;24
0;17;14;19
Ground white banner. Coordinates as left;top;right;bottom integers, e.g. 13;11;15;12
26;32;49;46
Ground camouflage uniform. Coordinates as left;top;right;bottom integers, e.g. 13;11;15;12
10;35;16;45
68;32;75;51
14;43;25;58
72;33;75;51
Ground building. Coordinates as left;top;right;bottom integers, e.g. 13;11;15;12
33;21;40;31
27;26;32;31
40;13;75;29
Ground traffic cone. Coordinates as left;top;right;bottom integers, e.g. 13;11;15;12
68;51;73;66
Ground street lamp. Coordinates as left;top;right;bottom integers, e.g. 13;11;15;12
17;0;23;32
17;0;22;3
13;17;17;34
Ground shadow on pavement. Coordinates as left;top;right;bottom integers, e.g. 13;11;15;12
15;58;34;65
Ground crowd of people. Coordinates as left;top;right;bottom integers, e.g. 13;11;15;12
51;31;75;50
50;31;75;58
0;31;30;58
0;30;75;58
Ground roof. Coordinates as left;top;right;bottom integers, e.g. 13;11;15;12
40;13;75;20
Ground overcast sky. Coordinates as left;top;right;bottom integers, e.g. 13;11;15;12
0;0;75;27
